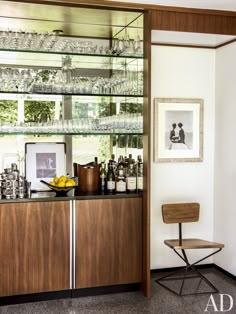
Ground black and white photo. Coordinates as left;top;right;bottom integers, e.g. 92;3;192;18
166;110;193;150
25;142;66;190
154;98;203;162
36;152;56;178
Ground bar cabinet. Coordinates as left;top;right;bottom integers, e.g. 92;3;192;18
0;0;151;301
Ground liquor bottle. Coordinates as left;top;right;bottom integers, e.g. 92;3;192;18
126;163;137;193
128;153;133;166
124;156;129;176
117;155;125;174
137;162;143;192
99;162;107;192
137;155;142;164
109;153;117;172
116;166;126;193
106;161;116;193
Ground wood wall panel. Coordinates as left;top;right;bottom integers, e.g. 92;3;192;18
0;201;70;297
75;198;142;288
151;10;236;35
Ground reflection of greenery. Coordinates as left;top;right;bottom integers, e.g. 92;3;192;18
24;101;58;122
98;136;110;162
0;100;17;122
113;135;143;149
120;102;143;114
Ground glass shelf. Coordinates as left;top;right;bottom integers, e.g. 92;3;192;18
0;48;143;60
0;49;143;70
0;131;143;136
0;91;144;97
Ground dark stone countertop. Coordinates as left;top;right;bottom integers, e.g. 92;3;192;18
0;191;143;204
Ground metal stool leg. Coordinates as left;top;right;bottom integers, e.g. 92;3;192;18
156;248;222;296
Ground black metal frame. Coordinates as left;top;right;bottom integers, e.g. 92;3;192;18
155;223;223;296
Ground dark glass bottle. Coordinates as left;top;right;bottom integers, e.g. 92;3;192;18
106;161;116;193
117;155;125;174
124;156;129;176
128;153;133;166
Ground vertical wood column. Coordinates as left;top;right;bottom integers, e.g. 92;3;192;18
142;9;152;298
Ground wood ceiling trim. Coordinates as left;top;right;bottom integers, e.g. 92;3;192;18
4;0;236;17
151;10;236;35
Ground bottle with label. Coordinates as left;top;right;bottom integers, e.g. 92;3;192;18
118;155;124;168
128;153;133;166
126;163;137;193
99;162;107;193
116;166;126;193
106;161;116;193
109;154;117;172
137;162;143;192
124;156;129;176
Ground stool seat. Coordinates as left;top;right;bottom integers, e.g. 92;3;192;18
164;238;224;250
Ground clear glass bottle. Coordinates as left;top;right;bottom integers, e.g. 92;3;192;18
99;162;107;193
106;161;116;193
116;166;126;193
126;163;137;193
137;162;143;192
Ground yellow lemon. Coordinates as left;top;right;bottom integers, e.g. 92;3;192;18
59;175;67;183
65;179;75;187
53;176;59;184
57;181;65;187
49;181;55;186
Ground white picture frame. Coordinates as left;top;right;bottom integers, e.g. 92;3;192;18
25;142;66;191
154;98;204;162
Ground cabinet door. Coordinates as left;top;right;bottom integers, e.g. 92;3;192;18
0;201;70;297
75;198;142;288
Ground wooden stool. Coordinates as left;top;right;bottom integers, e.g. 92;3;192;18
156;203;224;296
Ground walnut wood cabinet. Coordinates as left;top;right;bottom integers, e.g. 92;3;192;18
0;201;70;297
75;198;142;288
0;197;142;298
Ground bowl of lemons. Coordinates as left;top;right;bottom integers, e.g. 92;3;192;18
40;175;77;196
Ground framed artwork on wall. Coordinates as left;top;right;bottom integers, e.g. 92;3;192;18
154;98;204;162
25;142;66;191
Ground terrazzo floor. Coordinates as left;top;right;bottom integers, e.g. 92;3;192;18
0;268;235;314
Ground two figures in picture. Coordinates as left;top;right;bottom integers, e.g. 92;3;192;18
170;122;185;144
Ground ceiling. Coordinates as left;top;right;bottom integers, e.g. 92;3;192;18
152;31;236;48
112;0;236;12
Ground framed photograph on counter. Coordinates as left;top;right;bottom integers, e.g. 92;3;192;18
25;142;66;191
154;98;204;162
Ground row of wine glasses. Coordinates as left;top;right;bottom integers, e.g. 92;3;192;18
0;29;143;57
0;67;143;95
0;114;143;134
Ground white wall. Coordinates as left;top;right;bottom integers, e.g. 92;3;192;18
151;46;216;269
214;42;236;276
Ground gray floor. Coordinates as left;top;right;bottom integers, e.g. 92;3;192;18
0;268;236;314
